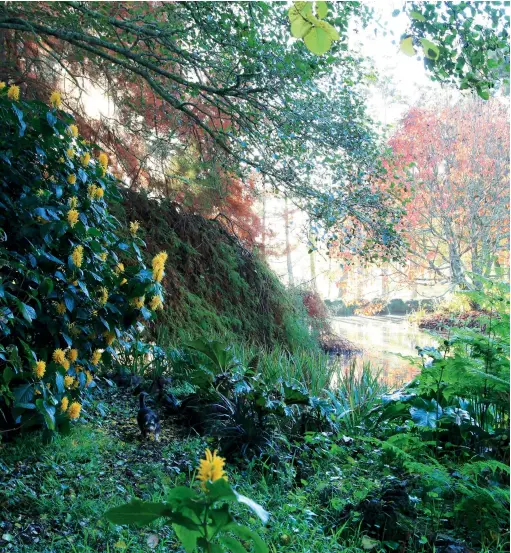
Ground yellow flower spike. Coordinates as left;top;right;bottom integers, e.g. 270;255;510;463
98;152;108;169
55;301;67;315
67;174;77;185
129;221;140;236
7;84;20;101
81;152;91;167
61;396;69;412
52;348;67;366
36;188;45;197
68;401;81;420
67;349;78;363
114;262;124;274
62;359;70;371
67;209;79;228
98;286;109;305
72;245;84;268
85;370;94;387
0;82;5;89
66;148;75;159
197;449;227;489
130;296;145;309
64;375;75;389
149;295;163;311
68;124;79;137
94;187;104;200
99;251;108;261
151;251;168;283
50;90;62;108
104;331;116;346
91;349;102;366
69;196;78;209
34;360;46;379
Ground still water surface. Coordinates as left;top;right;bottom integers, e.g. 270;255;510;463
330;315;436;387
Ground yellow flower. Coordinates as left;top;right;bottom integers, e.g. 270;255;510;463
87;184;104;200
98;286;108;305
98;152;108;169
68;401;81;420
34;360;46;379
59;157;65;164
149;295;163;311
75;365;83;372
64;375;75;389
114;262;124;274
104;331;116;346
67;174;77;185
130;296;145;309
95;186;104;199
61;396;69;412
67;209;79;228
72;245;84;268
49;90;62;108
85;370;93;387
81;152;91;167
67;148;75;159
152;251;168;283
55;301;67;315
36;188;45;197
120;278;127;286
68;322;80;336
7;84;20;101
68;124;79;137
0;82;5;89
99;251;108;261
197;449;227;488
69;196;78;208
52;348;66;366
129;221;140;236
91;349;102;366
67;349;78;362
62;359;70;370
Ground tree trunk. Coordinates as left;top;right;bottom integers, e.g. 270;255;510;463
284;196;294;287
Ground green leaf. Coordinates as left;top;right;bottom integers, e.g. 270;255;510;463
13;383;34;405
18;301;36;323
291;18;313;39
477;86;490;100
205;479;237;502
420;38;440;60
303;27;332;55
173;523;200;553
220;536;248;553
105;500;171;526
315;1;328;19
209;504;233;535
166;486;197;502
35;399;56;430
409;10;426;22
3;366;14;384
228;524;268;553
400;36;416;57
410;399;443;428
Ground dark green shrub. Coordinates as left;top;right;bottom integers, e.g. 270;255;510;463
0;88;166;436
387;298;407;314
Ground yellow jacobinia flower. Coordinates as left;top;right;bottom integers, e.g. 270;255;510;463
130;296;145;309
7;84;20;101
52;348;67;366
85;370;94;387
62;359;70;370
129;221;140;236
114;262;124;274
151;251;168;283
50;90;62;108
61;396;69;412
95;187;104;199
34;360;46;379
72;245;84;267
55;301;67;315
98;152;108;169
0;82;5;89
91;349;102;366
67;209;79;227
67;148;75;159
67;174;77;185
99;251;108;261
68;124;79;137
69;196;78;208
87;184;104;201
68;401;81;420
64;375;75;389
98;286;108;305
67;349;78;362
149;295;163;310
81;152;91;167
197;449;227;489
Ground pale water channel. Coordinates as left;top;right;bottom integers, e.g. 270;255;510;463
330;315;437;387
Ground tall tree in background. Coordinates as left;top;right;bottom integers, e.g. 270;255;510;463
389;97;510;290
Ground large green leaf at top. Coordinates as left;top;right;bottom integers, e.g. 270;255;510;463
400;36;416;56
420;38;440;60
291;18;312;38
410;398;443;428
304;26;332;55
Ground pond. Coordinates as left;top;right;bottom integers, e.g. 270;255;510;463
330;315;436;388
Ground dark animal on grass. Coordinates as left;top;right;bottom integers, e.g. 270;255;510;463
137;392;161;441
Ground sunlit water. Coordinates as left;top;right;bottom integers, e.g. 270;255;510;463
330;315;436;388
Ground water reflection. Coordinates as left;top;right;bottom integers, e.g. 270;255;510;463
330;315;436;388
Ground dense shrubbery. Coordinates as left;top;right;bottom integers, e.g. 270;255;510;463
0;90;166;436
325;297;435;317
